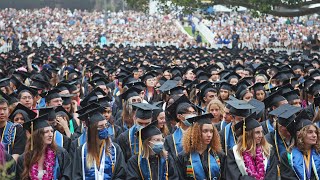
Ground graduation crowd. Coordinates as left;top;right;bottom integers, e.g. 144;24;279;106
0;8;194;49
0;42;319;180
200;13;320;49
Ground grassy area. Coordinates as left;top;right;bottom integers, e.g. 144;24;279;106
184;26;208;43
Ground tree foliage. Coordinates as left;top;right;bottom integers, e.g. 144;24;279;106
127;0;320;17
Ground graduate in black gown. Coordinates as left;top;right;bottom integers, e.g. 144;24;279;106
177;113;225;180
127;121;178;180
280;110;320;180
0;143;16;180
225;112;277;180
16;113;72;180
117;103;158;162
72;103;126;179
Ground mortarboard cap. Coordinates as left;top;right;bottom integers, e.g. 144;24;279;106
132;103;160;120
17;84;38;97
138;121;162;142
283;90;300;102
0;78;10;87
186;113;213;125
248;99;265;119
23;113;50;133
289;110;313;137
234;112;261;132
78;105;105;124
250;83;266;92
9;103;37;122
269;104;301;127
158;80;178;93
219;81;233;91
0;91;18;105
37;107;56;121
226;98;255;117
60;94;74;105
119;87;141;101
308;80;320;95
263;90;287;108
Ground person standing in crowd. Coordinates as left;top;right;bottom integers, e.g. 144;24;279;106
177;114;225;180
16;114;72;179
226;113;278;179
72;104;126;179
127;121;178;179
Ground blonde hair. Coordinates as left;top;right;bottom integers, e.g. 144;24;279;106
182;123;221;154
206;99;225;118
236;128;271;158
290;124;320;154
141;137;166;158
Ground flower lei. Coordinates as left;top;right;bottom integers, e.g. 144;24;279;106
30;146;56;180
242;146;265;180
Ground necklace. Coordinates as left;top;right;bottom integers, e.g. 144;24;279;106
30;146;56;180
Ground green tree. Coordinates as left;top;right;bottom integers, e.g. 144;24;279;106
126;0;320;17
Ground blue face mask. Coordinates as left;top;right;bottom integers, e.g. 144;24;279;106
182;114;196;127
98;128;109;140
150;142;164;154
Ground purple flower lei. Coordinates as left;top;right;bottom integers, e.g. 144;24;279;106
30;146;56;180
242;146;265;180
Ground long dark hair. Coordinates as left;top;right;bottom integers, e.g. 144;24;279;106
21;128;58;180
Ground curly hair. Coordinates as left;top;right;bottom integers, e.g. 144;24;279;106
236;129;271;158
182;123;221;154
292;124;320;154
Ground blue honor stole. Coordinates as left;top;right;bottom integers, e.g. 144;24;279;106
289;148;320;180
1;121;16;154
54;131;64;148
53;157;60;179
81;142;117;179
172;128;183;156
128;126;139;156
224;123;236;155
138;155;168;180
220;121;228;131
274;131;288;161
108;125;115;138
78;128;87;147
189;149;220;180
266;119;274;134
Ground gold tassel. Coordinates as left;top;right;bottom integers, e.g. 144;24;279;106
65;70;69;80
138;130;143;155
242;120;246;149
128;58;131;62
31;122;33;151
289;77;292;84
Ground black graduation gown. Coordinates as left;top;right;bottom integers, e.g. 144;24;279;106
280;150;318;180
305;103;316;120
261;120;274;135
219;126;237;154
71;143;126;180
177;149;226;180
164;134;179;163
16;146;72;180
126;154;179;180
54;131;72;153
225;147;278;180
116;130;134;162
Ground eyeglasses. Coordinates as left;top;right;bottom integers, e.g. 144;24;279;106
97;122;110;130
20;96;33;100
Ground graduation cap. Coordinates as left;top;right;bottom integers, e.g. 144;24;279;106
9;103;37;122
219;82;233;91
222;72;241;81
283;90;300;102
198;83;216;99
186;113;213;125
119;87;141;101
141;72;156;82
234;112;261;148
166;95;192;120
76;103;101;116
0;78;10;87
60;94;74;105
235;85;250;100
226;98;255;117
138;120;162;142
269;104;301;127
37;107;56;121
263;90;287;109
250;83;266;92
78;105;105;124
315;93;320;107
248;99;265;119
16;84;38;97
197;72;211;81
80;87;106;107
89;77;109;88
307;80;320;95
10;75;22;89
289;110;312;137
0;90;18;105
158;80;178;93
55;106;73;120
42;89;61;103
30;77;50;90
23;113;50;150
272;70;290;81
132;103;160;120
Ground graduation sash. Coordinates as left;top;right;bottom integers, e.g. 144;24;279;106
289;148;320;180
138;155;168;180
78;129;87;147
172;127;183;156
1;121;16;154
54;131;64;148
128;126;139;156
274;131;289;161
220;121;228;132
53;157;60;179
107;125;115;139
189;149;220;180
81;142;116;179
224;123;235;155
265;119;274;134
